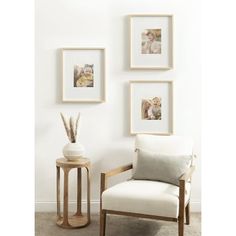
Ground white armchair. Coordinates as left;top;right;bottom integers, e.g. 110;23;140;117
100;134;195;236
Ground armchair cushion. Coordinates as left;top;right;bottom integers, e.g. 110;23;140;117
102;180;191;218
133;149;192;186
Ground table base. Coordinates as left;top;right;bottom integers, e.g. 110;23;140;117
56;214;90;229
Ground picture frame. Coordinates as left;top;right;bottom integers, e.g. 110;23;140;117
129;14;173;70
62;48;106;102
130;80;173;135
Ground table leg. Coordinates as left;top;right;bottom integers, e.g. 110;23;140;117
76;168;82;216
56;166;61;220
86;167;91;224
62;167;70;227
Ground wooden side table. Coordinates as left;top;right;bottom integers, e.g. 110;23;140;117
56;158;91;229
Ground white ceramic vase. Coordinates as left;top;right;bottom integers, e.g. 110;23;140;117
63;142;85;161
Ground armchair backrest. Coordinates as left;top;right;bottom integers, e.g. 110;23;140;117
135;134;193;156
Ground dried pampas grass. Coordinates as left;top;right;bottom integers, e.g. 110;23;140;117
75;113;80;140
60;113;80;143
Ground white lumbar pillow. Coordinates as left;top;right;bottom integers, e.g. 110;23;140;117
133;149;192;186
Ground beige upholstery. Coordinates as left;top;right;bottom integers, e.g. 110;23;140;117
102;135;194;221
102;180;191;218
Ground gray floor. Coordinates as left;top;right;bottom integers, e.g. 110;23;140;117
35;213;201;236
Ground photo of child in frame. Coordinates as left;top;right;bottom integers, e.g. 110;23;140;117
141;97;162;120
141;29;161;54
74;64;94;87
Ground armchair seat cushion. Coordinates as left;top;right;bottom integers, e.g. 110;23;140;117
102;180;191;218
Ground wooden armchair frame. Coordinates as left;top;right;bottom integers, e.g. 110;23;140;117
100;163;195;236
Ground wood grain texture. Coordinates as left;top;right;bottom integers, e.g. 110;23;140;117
56;158;90;168
100;172;107;236
56;158;91;229
178;180;185;236
100;210;106;236
106;210;177;222
185;202;190;225
63;168;70;227
102;163;133;177
56;214;90;229
86;167;91;224
76;168;82;216
56;166;61;220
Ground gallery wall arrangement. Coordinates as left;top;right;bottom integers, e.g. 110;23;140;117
61;14;174;135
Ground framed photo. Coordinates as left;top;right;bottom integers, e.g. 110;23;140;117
130;80;173;135
129;14;173;70
62;48;106;102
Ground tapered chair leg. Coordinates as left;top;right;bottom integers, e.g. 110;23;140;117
185;203;190;225
178;216;184;236
100;210;106;236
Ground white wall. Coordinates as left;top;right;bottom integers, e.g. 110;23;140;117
35;0;201;212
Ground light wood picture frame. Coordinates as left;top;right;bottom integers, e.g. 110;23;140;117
129;14;173;70
62;48;106;102
130;80;173;135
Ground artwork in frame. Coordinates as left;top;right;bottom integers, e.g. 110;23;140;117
129;14;173;70
62;48;106;102
130;81;173;135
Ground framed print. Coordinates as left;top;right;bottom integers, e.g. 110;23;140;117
62;48;106;102
129;14;173;70
130;80;173;135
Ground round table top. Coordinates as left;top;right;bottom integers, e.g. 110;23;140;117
56;157;90;168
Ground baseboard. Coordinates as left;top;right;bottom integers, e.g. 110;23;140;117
35;200;201;213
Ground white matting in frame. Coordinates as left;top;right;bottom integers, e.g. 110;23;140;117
130;14;173;70
62;48;106;102
130;81;173;135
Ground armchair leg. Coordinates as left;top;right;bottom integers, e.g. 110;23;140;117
100;210;106;236
178;215;184;236
185;203;190;225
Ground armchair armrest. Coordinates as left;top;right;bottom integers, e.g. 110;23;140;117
100;163;133;194
102;163;133;178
